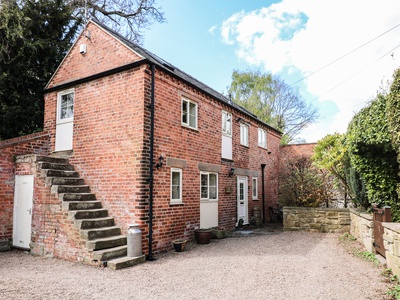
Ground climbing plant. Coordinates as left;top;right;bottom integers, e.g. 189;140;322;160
346;93;400;220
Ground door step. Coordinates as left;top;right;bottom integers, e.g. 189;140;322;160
107;255;146;270
92;245;128;261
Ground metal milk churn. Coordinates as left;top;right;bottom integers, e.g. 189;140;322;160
127;224;142;257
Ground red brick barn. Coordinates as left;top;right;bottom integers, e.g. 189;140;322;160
0;20;281;268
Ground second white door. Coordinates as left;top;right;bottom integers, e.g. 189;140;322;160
237;176;248;225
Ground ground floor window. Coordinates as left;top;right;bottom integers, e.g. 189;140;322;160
200;172;218;201
252;177;258;200
171;168;182;204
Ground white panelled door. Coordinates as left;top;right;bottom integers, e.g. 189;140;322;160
13;175;34;249
55;89;74;151
237;176;248;225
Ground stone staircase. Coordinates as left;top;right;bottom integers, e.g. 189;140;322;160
37;156;145;270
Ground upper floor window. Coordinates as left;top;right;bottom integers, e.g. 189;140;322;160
200;172;218;201
258;128;267;148
57;89;74;122
182;98;197;129
171;168;182;204
240;123;249;146
222;111;232;137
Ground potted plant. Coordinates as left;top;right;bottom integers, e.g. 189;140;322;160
172;239;187;252
194;228;212;244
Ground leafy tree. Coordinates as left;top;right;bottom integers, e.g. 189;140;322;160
279;156;333;207
345;166;368;209
76;0;165;43
0;0;164;140
312;133;351;207
228;70;319;143
346;93;399;220
0;0;80;139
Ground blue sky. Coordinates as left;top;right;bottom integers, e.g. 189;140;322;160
143;0;400;143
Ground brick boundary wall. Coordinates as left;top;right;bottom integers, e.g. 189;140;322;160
0;132;50;251
283;207;350;233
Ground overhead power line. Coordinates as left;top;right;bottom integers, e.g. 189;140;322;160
290;22;400;86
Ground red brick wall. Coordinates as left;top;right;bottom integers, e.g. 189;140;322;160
43;21;282;257
150;70;281;251
279;143;316;163
0;132;50;247
47;22;142;89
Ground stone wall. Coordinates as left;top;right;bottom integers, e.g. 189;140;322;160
383;223;400;277
283;207;350;233
349;209;374;252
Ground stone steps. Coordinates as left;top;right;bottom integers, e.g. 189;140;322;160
81;226;121;240
75;217;115;229
52;185;91;194
37;156;143;270
60;193;97;201
86;235;127;250
107;255;146;270
47;177;85;186
92;245;128;261
63;200;102;211
69;209;109;220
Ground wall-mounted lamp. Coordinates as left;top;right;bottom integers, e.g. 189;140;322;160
156;155;164;169
229;167;235;177
267;151;272;155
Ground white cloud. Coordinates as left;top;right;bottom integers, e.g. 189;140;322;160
208;25;218;36
220;0;400;142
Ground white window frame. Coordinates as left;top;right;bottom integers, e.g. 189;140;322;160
181;98;198;129
240;123;249;146
222;111;232;137
57;89;74;124
258;128;267;148
200;172;218;201
170;168;183;204
252;177;258;200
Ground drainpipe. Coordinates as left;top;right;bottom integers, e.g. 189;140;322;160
147;64;156;261
261;164;266;224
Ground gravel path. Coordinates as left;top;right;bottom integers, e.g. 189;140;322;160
0;230;389;300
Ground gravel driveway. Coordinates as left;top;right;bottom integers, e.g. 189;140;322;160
0;228;389;300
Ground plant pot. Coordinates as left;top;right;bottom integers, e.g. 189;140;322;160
172;239;187;252
195;230;212;244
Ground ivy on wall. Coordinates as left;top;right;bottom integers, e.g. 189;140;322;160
346;93;400;220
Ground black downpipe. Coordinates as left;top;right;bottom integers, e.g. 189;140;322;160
261;164;266;224
147;64;156;261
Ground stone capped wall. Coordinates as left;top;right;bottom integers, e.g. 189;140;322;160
283;207;350;233
383;223;400;277
349;209;374;252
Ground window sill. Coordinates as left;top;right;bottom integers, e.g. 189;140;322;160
221;158;234;163
181;124;199;131
170;202;184;206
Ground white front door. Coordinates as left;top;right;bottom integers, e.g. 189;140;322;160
237;176;248;225
55;89;74;151
13;175;34;249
